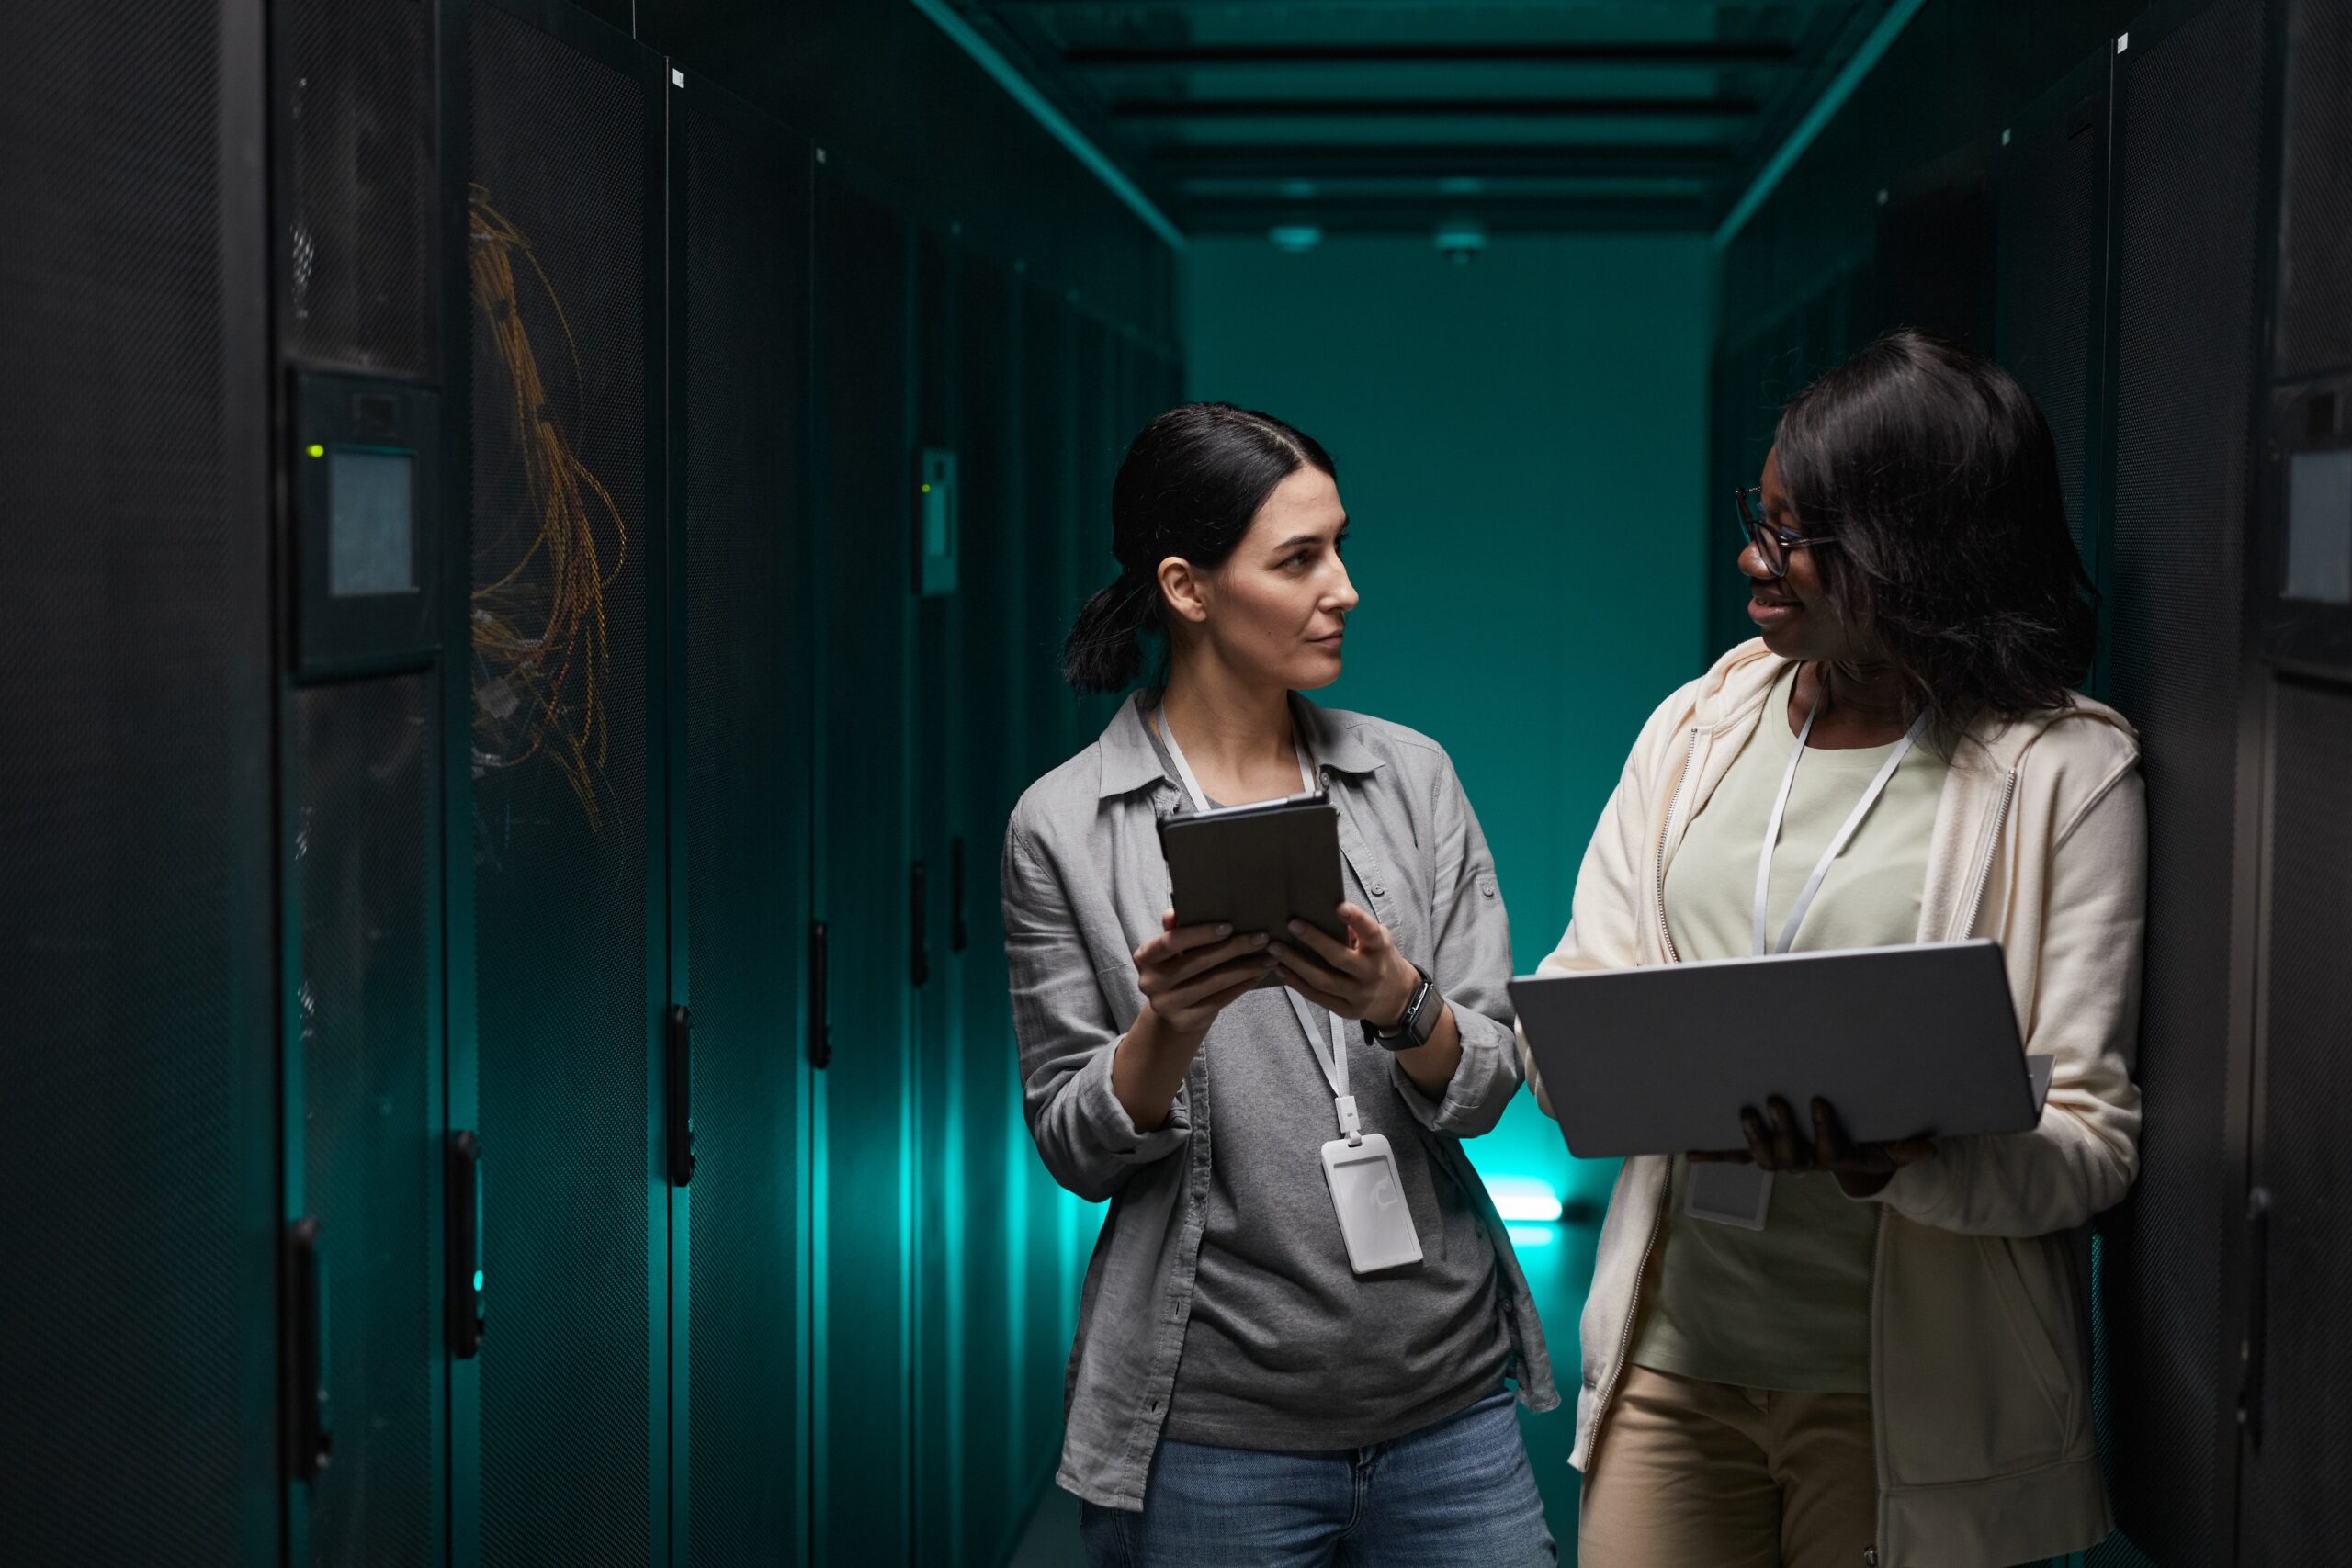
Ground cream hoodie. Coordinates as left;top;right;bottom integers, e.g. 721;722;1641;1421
1521;639;2145;1568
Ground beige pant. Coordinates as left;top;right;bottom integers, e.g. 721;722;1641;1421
1577;1364;1879;1568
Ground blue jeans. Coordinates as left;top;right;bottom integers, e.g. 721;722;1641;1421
1080;1385;1556;1568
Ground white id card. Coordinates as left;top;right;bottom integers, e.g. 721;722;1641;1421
1320;1133;1425;1273
1684;1160;1772;1231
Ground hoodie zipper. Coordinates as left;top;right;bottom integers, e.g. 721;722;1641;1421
1954;767;2019;940
1651;728;1701;965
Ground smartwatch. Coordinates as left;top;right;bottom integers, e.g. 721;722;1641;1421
1364;964;1441;1052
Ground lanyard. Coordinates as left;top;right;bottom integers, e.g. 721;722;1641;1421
1157;706;1365;1145
1752;684;1930;957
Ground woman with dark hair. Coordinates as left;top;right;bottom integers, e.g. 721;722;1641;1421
1528;331;2145;1568
1003;402;1558;1564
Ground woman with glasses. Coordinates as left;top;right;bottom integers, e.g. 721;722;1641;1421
1523;331;2145;1567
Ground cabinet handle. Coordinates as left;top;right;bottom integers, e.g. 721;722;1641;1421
2238;1185;2272;1448
447;1132;484;1358
910;860;931;988
809;922;831;1069
666;1004;695;1187
950;836;968;954
282;1218;332;1481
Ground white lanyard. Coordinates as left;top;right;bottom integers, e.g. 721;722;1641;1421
1157;707;1365;1145
1752;683;1930;957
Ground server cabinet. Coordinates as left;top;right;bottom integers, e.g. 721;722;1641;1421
951;253;1028;1566
811;165;916;1567
1013;283;1089;1456
672;74;816;1567
0;1;277;1559
909;227;961;1568
285;675;444;1568
2099;0;2276;1558
465;4;669;1562
276;0;451;1559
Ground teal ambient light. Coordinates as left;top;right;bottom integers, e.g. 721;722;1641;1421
1485;1175;1566;1224
1269;224;1324;255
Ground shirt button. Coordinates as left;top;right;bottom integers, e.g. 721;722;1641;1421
1369;882;1385;897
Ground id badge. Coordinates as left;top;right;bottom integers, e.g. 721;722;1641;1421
1683;1160;1772;1231
1320;1134;1425;1274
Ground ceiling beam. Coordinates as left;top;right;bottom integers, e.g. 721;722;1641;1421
1063;41;1800;67
1110;95;1760;118
1158;141;1733;173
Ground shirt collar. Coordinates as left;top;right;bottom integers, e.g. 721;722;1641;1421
1093;688;1384;800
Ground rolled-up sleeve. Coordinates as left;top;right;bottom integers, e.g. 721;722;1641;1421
1002;818;1189;1201
1389;756;1521;1138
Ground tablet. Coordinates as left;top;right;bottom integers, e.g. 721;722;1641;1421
1157;792;1351;951
1509;940;2043;1160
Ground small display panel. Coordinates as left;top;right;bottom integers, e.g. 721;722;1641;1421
328;448;417;598
2285;449;2352;605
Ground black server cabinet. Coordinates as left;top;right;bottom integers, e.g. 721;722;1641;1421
2099;0;2277;1560
910;228;961;1568
811;164;916;1568
0;1;277;1560
275;0;451;1560
464;4;669;1562
952;252;1026;1567
1013;281;1083;1472
671;74;817;1568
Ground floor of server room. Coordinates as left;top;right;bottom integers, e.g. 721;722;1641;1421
1006;1214;1600;1562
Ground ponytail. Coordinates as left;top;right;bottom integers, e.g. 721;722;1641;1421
1061;570;1159;694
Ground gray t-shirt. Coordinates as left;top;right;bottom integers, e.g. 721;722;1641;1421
1151;734;1510;1450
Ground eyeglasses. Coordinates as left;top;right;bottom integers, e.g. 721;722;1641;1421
1735;486;1837;580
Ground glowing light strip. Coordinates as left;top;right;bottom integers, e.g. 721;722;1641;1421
906;0;1186;252
1712;0;1930;249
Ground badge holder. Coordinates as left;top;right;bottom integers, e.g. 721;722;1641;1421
1321;1091;1424;1273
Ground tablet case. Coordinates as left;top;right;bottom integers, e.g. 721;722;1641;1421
1157;795;1351;947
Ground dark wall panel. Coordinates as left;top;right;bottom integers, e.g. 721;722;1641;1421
2100;0;2273;1557
0;0;277;1559
467;5;659;1561
679;90;814;1567
1997;80;2109;555
2241;679;2352;1565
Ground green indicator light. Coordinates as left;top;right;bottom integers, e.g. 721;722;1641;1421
921;483;932;493
473;1270;484;1292
306;444;326;458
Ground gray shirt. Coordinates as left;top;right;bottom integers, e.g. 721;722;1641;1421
1001;690;1558;1509
1146;724;1512;1450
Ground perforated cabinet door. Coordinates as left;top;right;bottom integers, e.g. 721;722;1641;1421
910;227;961;1567
289;676;443;1568
952;252;1027;1566
0;0;277;1559
812;165;915;1568
675;84;815;1568
466;5;664;1562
